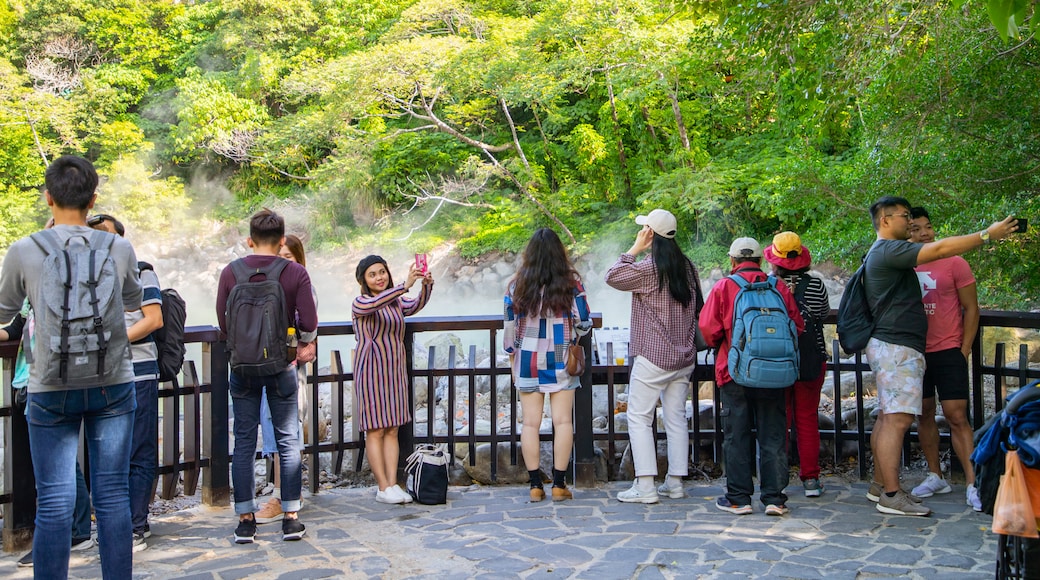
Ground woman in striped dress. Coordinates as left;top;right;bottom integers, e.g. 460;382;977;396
504;228;592;502
353;255;433;504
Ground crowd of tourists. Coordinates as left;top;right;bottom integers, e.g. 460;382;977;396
0;155;1019;578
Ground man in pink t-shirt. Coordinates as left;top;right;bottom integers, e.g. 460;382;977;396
908;207;982;511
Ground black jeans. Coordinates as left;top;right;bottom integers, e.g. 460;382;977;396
720;381;789;507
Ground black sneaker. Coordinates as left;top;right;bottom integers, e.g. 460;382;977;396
281;517;306;541
132;532;148;552
17;550;33;568
234;516;257;544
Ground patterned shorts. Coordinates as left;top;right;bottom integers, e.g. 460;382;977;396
866;337;926;416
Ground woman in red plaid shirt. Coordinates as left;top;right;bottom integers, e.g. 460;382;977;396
606;209;704;503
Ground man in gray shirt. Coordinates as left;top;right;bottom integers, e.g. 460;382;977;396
0;156;142;578
862;195;1017;516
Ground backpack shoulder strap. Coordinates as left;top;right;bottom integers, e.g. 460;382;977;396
229;258;255;285
727;274;750;289
261;257;290;281
88;229;115;252
29;229;61;255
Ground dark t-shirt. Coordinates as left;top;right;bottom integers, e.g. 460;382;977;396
864;238;926;353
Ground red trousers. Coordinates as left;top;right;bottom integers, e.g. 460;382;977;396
786;361;827;480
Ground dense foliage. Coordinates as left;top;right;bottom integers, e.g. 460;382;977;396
0;0;1037;307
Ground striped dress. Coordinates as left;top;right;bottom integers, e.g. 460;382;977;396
352;282;433;431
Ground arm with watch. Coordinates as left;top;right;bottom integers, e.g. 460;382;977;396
916;216;1019;265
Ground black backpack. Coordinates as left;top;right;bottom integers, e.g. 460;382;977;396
139;262;187;384
836;263;874;354
791;275;825;381
225;258;291;377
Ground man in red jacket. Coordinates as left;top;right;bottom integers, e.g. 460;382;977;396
699;237;804;516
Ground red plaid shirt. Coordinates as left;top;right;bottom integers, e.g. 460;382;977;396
605;254;703;371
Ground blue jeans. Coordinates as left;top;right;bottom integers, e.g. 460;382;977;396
260;386;303;457
719;381;789;507
73;462;92;542
129;379;158;533
28;382;136;579
230;369;301;514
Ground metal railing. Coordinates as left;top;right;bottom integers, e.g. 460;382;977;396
2;310;1039;551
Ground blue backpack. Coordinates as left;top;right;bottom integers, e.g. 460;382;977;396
727;273;799;389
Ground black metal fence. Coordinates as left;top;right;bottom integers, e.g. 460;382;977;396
2;310;1039;551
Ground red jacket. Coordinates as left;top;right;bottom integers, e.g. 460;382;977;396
698;264;805;387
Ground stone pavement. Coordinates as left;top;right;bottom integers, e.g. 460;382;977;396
0;477;999;579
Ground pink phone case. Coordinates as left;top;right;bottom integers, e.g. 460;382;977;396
415;253;428;273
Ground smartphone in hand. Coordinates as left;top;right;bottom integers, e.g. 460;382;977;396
1012;218;1028;233
415;253;429;274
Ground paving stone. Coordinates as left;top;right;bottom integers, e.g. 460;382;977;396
633;563;668;579
652;549;702;567
768;561;824;579
518;544;594;567
475;555;537;574
169;574;216;580
526;566;575;578
870;546;925;566
567;533;631;549
276;568;343;580
349;556;391;576
858;564;912;575
218;565;268;579
714;558;773;575
603;521;678;535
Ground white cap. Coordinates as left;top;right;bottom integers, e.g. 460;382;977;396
635;209;677;239
728;237;763;259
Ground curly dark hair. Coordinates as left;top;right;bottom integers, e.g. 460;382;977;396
510;228;580;317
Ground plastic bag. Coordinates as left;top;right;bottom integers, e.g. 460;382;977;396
992;450;1040;538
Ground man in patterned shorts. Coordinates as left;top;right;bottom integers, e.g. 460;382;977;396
862;196;1017;516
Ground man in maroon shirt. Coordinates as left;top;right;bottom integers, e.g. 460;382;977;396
699;237;804;516
215;209;317;544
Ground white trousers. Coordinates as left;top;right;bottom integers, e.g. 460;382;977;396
627;356;694;478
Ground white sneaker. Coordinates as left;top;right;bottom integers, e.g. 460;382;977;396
966;484;982;512
391;485;414;504
376;488;405;504
911;472;952;498
656;482;685;499
617;483;659;504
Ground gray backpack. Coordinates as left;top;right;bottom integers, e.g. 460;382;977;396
30;229;129;386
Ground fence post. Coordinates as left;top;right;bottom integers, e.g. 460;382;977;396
201;339;230;506
573;332;596;487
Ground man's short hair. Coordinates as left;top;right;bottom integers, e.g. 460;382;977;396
910;206;930;221
869;196;912;231
249;208;284;246
44;156;98;210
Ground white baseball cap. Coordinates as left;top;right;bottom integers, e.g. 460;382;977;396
728;237;763;258
635;209;677;239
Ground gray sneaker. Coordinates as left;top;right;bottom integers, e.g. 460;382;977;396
656;482;685;499
876;490;931;516
803;478;823;497
866;481;924;503
617;484;659;504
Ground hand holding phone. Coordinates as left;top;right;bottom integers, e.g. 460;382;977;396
1012;217;1028;233
415;253;429;274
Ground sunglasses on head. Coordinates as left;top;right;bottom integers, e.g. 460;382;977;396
87;214;112;227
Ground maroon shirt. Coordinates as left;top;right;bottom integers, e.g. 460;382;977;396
215;254;317;339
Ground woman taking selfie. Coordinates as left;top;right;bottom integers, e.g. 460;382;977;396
353;255;433;504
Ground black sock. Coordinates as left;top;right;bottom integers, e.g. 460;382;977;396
885;491;897;498
553;468;567;489
529;470;542;488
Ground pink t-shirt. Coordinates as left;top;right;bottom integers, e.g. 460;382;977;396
914;256;975;353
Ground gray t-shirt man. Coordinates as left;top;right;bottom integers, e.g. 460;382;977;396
864;238;926;353
0;225;142;393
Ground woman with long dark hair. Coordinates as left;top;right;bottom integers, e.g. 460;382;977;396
606;209;704;503
353;255;433;504
504;228;591;501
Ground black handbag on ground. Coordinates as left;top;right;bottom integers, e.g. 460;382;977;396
406;444;449;504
